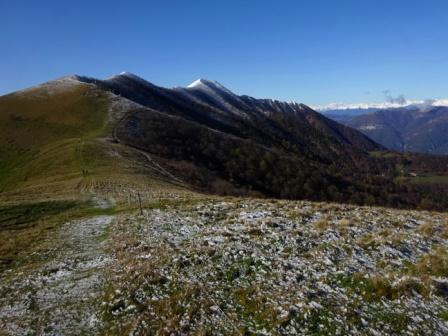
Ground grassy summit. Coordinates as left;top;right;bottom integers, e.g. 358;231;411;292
0;83;110;192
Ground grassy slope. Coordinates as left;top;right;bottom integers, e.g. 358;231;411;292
0;82;195;268
0;84;110;192
410;175;448;184
0;83;110;264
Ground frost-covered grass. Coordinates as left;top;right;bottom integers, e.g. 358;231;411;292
101;199;448;335
1;196;447;335
0;215;115;335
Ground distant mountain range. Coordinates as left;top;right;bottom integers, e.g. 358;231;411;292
1;73;448;209
321;103;448;154
316;98;448;114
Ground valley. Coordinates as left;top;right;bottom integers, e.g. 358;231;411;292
323;105;448;155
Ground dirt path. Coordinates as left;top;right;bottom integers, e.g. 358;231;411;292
0;215;115;335
135;147;185;185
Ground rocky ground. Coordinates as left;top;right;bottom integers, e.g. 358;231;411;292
102;198;448;335
1;197;447;335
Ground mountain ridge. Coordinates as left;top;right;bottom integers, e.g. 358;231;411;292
74;73;381;152
1;73;448;210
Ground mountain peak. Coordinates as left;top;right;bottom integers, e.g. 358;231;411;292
186;78;207;88
186;78;234;95
103;72;159;90
187;78;225;89
108;71;144;81
62;74;80;80
315;99;448;113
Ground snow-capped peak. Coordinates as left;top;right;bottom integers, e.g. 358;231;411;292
187;78;223;88
315;99;448;112
186;78;234;94
187;79;205;88
179;78;253;115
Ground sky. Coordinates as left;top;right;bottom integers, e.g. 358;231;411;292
2;0;448;105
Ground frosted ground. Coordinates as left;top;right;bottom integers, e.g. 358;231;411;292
103;198;448;335
1;197;447;335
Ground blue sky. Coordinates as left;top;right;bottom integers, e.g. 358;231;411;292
2;0;448;105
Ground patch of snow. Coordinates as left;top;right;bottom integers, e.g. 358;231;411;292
187;79;204;88
359;124;381;130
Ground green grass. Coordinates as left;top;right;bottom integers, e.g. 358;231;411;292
368;310;411;334
0;201;78;231
337;273;429;302
0;84;110;191
0;82;118;269
0;79;200;271
0;200;82;268
0;81;195;205
439;310;448;321
409;175;448;185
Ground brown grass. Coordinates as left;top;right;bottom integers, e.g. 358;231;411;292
417;221;436;238
412;247;448;277
313;217;330;232
347;273;429;301
337;218;351;227
357;233;378;249
442;222;448;239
